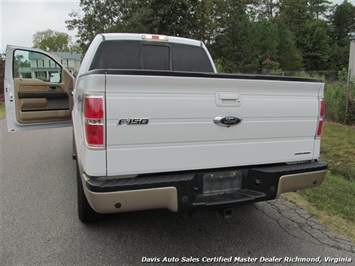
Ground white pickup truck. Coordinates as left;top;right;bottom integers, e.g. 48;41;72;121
4;33;327;223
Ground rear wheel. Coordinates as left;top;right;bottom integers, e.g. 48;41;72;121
76;163;102;223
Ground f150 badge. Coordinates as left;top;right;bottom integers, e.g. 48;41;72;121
118;118;149;125
214;115;242;127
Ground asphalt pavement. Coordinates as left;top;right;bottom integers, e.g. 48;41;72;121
1;119;354;265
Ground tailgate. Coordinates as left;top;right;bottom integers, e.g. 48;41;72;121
105;72;323;176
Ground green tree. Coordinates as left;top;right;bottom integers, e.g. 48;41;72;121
114;0;193;36
69;43;83;54
277;0;335;70
243;20;280;73
308;0;331;19
278;0;312;33
329;1;355;68
64;0;355;73
189;0;218;45
275;21;303;71
209;0;252;73
146;0;192;36
67;0;194;51
298;20;331;70
66;0;123;50
250;0;280;20
330;0;355;42
33;29;72;52
242;20;302;73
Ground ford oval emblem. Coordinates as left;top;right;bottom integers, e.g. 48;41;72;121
214;115;242;127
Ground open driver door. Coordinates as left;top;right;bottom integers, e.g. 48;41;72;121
4;46;75;132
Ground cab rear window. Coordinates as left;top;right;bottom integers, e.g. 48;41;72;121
89;40;214;73
142;45;170;70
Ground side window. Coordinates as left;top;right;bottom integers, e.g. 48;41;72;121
13;50;62;83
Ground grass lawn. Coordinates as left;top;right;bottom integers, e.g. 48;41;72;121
0;102;5;118
284;122;355;241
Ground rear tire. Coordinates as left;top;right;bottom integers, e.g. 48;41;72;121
72;131;77;160
76;163;102;223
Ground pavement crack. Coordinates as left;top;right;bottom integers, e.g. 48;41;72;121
253;199;355;253
254;201;323;246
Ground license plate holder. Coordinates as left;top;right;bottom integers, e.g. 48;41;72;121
203;170;243;195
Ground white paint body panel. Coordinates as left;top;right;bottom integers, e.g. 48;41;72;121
72;74;107;176
105;74;323;176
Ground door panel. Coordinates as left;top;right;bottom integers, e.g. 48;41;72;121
5;46;75;131
14;75;72;123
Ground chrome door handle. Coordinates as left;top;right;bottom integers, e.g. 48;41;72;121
216;92;242;107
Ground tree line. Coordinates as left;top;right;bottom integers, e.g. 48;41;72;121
66;0;355;74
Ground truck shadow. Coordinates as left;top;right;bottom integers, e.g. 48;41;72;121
80;203;286;259
78;199;354;261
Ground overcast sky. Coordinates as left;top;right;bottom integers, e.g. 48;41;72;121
1;0;80;52
1;0;354;53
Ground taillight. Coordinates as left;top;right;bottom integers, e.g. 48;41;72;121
316;98;324;138
83;95;104;147
84;97;103;119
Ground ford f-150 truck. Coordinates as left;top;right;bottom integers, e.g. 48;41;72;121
4;33;327;223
